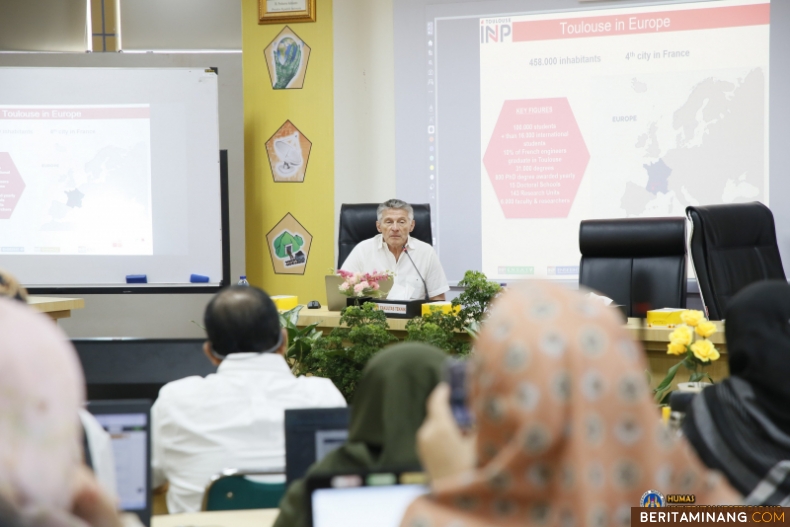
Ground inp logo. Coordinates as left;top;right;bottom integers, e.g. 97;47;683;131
480;19;512;43
640;490;665;507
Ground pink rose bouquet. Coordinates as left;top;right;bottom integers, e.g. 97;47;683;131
337;269;394;298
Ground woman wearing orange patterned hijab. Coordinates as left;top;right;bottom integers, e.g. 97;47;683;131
0;298;126;527
402;281;738;527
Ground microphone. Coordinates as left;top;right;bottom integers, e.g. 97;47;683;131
403;244;430;301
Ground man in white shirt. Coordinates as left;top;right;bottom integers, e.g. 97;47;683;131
341;199;449;300
151;286;346;513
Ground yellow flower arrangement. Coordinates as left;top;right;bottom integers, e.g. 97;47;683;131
695;321;717;339
667;341;687;356
669;325;693;346
690;339;720;362
680;309;705;327
655;310;719;402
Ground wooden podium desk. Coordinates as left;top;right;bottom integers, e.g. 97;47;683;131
27;296;85;321
296;307;729;386
297;306;410;333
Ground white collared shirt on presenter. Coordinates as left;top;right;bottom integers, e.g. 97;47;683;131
341;234;450;300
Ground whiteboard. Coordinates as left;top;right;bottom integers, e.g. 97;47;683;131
0;67;224;289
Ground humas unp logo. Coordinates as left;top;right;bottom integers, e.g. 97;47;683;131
640;489;665;507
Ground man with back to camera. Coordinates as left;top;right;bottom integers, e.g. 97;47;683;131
341;199;449;301
151;286;346;513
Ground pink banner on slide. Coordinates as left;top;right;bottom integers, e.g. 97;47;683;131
483;98;589;219
513;3;769;42
0;107;150;119
0;153;25;220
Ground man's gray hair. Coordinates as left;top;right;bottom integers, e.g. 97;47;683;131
377;199;414;221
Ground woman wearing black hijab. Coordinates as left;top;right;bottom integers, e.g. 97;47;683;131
273;342;447;527
683;280;790;505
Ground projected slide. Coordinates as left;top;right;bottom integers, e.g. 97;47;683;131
0;105;153;255
479;0;769;280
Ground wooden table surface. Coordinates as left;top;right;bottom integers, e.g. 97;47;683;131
151;509;278;527
27;296;85;320
296;307;729;386
297;306;411;330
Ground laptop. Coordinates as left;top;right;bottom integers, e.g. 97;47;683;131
285;407;351;484
87;399;152;526
307;470;428;527
325;275;394;311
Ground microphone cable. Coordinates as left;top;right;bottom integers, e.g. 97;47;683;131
403;245;430;301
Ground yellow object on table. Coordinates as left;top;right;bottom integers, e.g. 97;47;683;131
646;308;685;328
272;295;298;311
421;302;461;316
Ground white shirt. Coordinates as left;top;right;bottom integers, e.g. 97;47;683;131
151;353;346;513
341;234;450;300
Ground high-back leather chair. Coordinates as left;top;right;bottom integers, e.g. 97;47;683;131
337;203;433;269
686;202;785;320
579;217;687;318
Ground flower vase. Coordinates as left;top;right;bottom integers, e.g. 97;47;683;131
676;381;712;394
346;296;373;308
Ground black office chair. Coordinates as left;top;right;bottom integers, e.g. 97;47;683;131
337;203;433;269
579;217;687;318
686;202;785;320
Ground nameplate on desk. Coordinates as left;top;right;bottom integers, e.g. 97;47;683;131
374;302;408;315
370;299;426;319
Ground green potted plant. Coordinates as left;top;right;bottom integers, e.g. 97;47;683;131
308;303;398;401
279;305;324;376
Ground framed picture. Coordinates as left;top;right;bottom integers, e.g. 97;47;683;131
266;213;313;275
264;27;311;90
258;0;316;24
266;120;312;181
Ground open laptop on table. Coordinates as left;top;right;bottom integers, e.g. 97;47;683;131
285;407;351;484
87;399;152;526
325;275;394;311
307;470;428;527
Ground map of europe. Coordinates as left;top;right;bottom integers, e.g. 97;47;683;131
43;143;151;232
619;68;766;216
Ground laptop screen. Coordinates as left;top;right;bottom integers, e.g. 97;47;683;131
87;399;151;526
93;412;148;510
312;485;427;527
285;407;350;484
308;472;428;527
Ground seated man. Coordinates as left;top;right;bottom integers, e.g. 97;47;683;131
341;199;449;301
151;286;346;513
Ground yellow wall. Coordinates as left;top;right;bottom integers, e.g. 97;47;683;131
242;0;334;303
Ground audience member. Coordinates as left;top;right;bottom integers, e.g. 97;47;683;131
0;269;118;505
0;298;124;527
0;268;26;302
683;280;790;504
274;342;447;527
402;281;738;527
151;286;346;513
340;199;449;301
